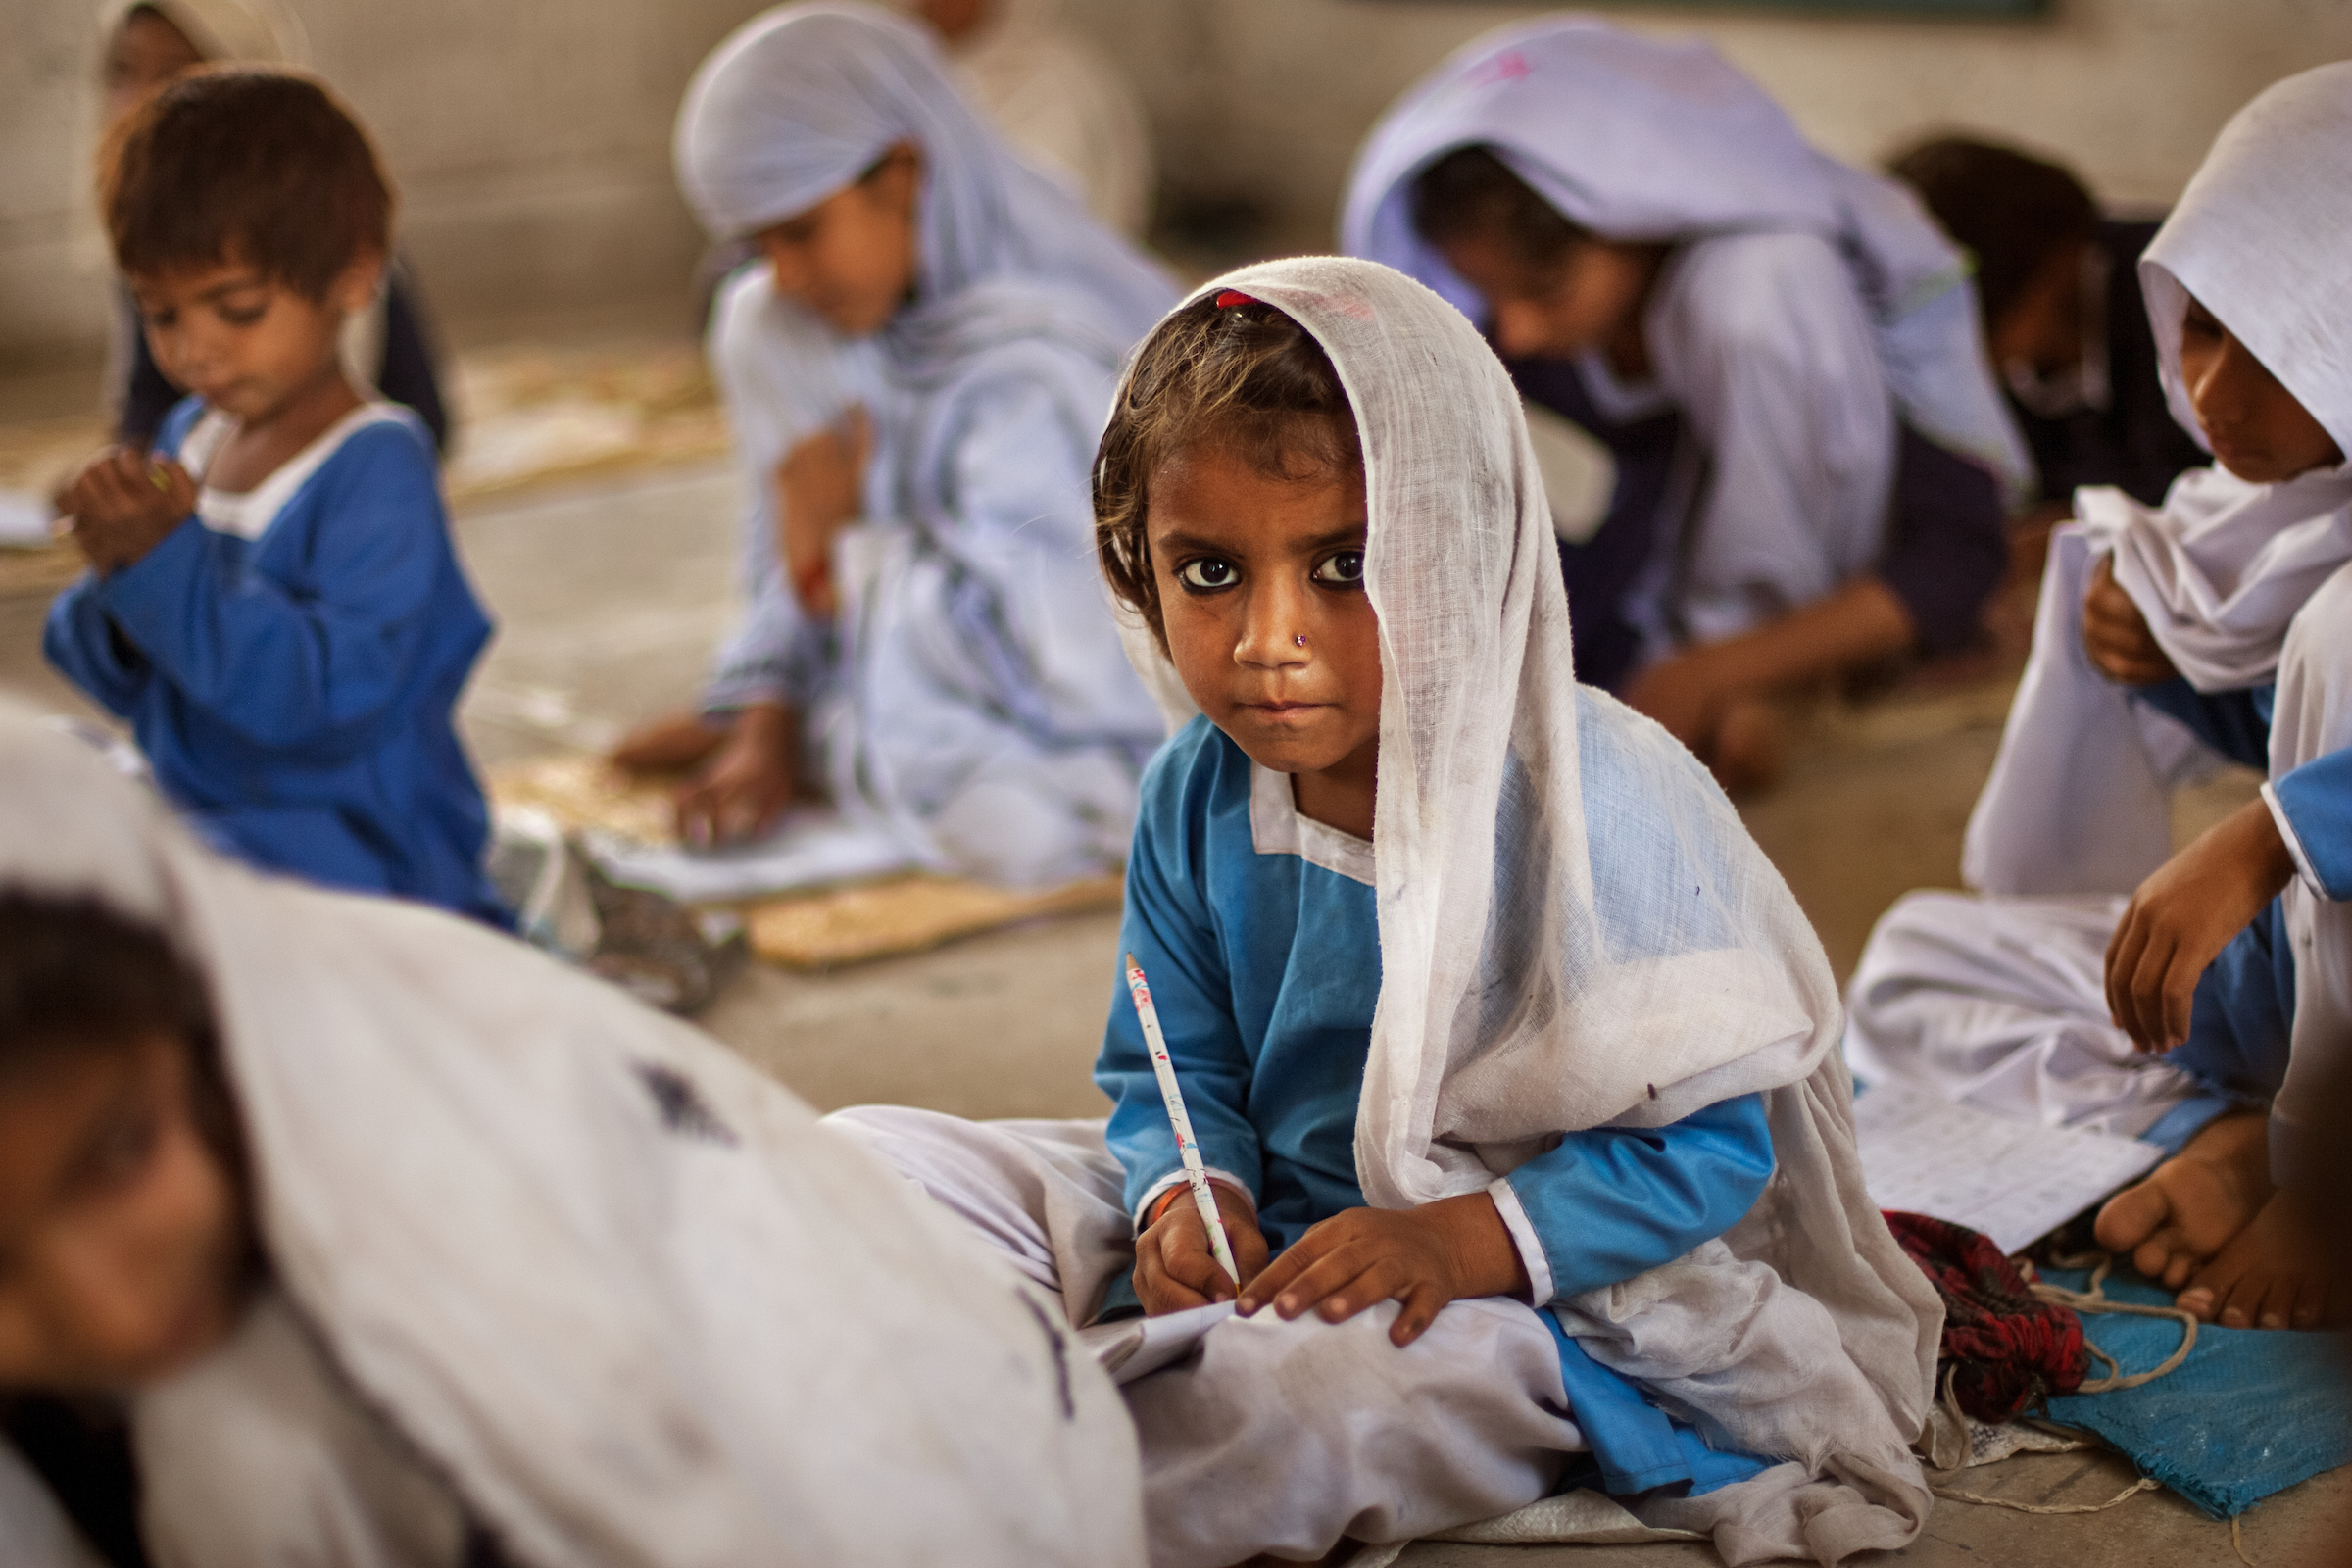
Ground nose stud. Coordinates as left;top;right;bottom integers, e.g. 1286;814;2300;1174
1294;634;1307;648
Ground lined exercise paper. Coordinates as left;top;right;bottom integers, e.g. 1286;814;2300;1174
1853;1084;2164;1254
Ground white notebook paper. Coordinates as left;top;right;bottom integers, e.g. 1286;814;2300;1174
1853;1083;2164;1254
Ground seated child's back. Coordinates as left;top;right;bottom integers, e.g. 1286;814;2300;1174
46;70;499;920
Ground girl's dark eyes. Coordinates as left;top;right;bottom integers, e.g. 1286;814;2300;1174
1176;558;1239;593
1311;550;1366;588
218;303;267;326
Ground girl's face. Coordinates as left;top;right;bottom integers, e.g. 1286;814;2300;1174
1439;231;1663;364
128;252;381;428
1148;443;1383;836
755;143;922;339
0;1034;249;1393
103;8;205;130
2178;295;2344;483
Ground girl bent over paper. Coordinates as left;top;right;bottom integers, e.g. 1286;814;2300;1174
833;258;1941;1568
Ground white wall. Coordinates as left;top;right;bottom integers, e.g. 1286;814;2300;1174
4;0;2347;362
1070;0;2352;246
0;0;771;363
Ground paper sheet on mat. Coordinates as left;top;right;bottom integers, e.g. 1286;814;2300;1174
1853;1084;2162;1253
0;491;54;548
1077;1301;1235;1386
582;808;914;903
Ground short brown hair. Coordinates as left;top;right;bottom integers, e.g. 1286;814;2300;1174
103;67;393;301
1094;294;1362;649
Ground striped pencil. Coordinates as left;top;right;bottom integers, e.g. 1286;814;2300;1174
1123;952;1241;1283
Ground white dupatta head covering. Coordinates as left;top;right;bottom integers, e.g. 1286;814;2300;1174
1340;15;2029;498
672;1;1169;340
2141;62;2352;463
96;0;309;65
1150;257;1845;1202
0;711;1144;1568
1112;259;1941;1560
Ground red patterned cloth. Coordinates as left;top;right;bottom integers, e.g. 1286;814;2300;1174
1885;1210;2089;1423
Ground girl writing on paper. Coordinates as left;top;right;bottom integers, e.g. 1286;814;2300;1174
1845;64;2352;1332
613;2;1173;886
0;711;1145;1568
833;259;1942;1568
1342;18;2029;790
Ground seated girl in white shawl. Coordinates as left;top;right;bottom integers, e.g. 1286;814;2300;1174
614;2;1174;886
1845;65;2352;1332
1342;18;2030;790
0;713;1144;1567
831;258;1941;1568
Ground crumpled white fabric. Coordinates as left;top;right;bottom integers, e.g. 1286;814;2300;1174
673;1;1170;336
1115;258;1940;1563
0;711;1147;1568
1963;64;2352;897
1339;16;2029;501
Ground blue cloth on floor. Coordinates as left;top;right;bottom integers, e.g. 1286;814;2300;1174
2040;1266;2350;1517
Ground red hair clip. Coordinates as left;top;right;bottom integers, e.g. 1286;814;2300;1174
1213;289;1256;309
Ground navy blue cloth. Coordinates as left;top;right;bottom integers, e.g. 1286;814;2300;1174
46;398;502;921
116;261;452;457
2011;221;2208;510
1508;355;2006;687
1096;716;1777;1494
2132;678;2274;772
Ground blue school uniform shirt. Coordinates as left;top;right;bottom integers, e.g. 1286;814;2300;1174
1097;713;1779;1496
45;398;503;921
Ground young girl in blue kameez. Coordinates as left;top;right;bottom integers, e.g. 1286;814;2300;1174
834;257;1939;1568
45;70;499;921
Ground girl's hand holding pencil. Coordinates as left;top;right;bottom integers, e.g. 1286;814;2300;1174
1125;953;1271;1313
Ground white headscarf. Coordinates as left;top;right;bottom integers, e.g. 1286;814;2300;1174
95;0;308;65
1114;261;1939;1559
673;1;1169;342
0;712;1145;1568
1965;65;2352;896
1340;15;2030;498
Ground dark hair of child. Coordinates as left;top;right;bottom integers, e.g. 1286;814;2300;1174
1094;295;1362;649
101;67;393;302
0;891;240;1170
1887;136;2098;335
1409;145;1592;272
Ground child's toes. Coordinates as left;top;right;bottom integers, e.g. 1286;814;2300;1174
2175;1282;2216;1321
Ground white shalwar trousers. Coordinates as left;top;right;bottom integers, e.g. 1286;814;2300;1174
827;1105;1584;1568
1842;889;2206;1138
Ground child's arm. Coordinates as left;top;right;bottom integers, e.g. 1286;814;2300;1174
83;427;456;754
1243;1095;1774;1347
2082;553;2180;685
2102;743;2352;1050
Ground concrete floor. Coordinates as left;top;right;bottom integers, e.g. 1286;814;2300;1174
1;456;2335;1562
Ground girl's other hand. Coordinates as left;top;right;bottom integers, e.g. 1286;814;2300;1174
1624;647;1731;755
60;448;195;573
778;406;873;620
1239;1192;1529;1348
2082;554;2179;686
673;702;797;849
2105;798;2297;1052
1133;1180;1268;1315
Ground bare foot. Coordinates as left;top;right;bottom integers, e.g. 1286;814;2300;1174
611;710;726;776
1707;696;1787;797
2092;1111;2272;1291
2175;1191;2341;1329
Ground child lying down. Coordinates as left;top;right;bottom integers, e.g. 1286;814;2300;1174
0;711;1143;1567
831;257;1944;1568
